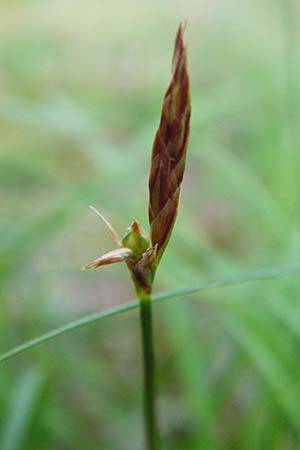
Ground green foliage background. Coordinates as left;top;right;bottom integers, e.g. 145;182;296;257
1;0;300;449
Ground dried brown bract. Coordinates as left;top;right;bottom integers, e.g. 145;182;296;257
148;23;191;265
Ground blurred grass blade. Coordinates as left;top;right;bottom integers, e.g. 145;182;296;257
0;368;43;450
1;265;300;364
0;197;79;285
225;313;300;429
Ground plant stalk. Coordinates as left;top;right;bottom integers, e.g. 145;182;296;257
139;295;159;450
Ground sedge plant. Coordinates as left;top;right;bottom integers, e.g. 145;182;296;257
3;9;300;449
82;23;191;450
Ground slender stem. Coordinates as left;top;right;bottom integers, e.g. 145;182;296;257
139;296;159;450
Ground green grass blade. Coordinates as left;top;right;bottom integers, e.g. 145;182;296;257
0;368;43;450
1;265;300;365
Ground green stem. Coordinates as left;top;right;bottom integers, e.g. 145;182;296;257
139;296;159;450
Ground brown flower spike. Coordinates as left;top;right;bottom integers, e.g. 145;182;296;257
149;23;191;265
83;23;190;297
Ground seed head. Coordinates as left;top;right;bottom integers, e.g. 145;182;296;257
148;23;191;265
83;23;190;297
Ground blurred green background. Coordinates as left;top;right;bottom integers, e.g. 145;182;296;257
1;0;300;449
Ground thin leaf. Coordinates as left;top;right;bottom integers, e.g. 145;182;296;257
1;265;300;364
0;368;43;450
